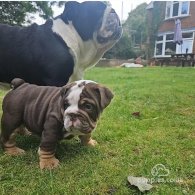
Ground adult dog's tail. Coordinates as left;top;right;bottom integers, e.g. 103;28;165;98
11;78;25;89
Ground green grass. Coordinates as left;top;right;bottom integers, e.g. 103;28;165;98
0;67;195;194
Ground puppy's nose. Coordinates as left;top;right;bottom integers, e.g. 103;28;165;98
69;113;78;122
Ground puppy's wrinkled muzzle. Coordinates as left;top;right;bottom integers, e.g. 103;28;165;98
64;112;95;135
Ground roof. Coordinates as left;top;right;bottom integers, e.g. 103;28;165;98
146;1;153;10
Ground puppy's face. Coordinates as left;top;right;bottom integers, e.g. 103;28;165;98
61;80;113;136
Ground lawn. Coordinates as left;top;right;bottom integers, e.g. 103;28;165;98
0;67;195;194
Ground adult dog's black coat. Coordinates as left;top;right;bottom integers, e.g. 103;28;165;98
0;1;122;86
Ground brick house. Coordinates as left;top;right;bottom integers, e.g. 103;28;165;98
147;1;195;60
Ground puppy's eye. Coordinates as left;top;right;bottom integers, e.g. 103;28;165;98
84;103;93;111
64;102;70;110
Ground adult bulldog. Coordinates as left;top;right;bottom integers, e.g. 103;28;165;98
0;1;122;86
1;78;114;169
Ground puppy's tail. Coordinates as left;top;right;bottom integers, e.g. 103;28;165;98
11;78;25;89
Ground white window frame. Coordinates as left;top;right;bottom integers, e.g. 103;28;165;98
176;32;194;54
154;36;165;57
165;1;190;19
154;31;194;57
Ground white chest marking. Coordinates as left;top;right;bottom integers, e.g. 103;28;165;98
52;19;105;82
52;19;99;66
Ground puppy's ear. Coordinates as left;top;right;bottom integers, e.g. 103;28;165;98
96;85;114;110
60;83;74;97
63;1;80;21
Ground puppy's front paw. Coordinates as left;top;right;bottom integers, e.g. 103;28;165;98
79;134;98;147
39;157;59;169
5;147;25;156
84;139;98;147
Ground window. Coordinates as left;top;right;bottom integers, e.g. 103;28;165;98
182;32;193;38
181;1;189;14
165;34;176;55
157;36;163;41
173;1;179;17
177;32;193;54
156;43;163;55
154;31;194;57
176;38;193;54
165;42;176;55
166;2;171;18
155;33;176;56
165;1;190;19
166;34;174;40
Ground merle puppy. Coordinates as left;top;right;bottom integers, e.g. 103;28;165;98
0;1;122;86
0;78;114;169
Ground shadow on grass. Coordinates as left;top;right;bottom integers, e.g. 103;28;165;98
10;134;100;162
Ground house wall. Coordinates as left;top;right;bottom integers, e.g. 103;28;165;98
158;1;195;54
158;1;195;32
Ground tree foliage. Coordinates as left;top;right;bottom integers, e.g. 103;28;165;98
124;3;148;45
104;35;136;59
0;1;56;25
104;3;148;59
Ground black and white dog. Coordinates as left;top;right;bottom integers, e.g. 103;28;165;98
0;1;122;86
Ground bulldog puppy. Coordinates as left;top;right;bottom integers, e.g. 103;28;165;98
0;1;122;86
0;78;113;169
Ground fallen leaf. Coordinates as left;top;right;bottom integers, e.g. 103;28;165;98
127;176;153;192
132;112;141;117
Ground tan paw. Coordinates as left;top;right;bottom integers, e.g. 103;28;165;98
5;147;25;156
39;157;59;169
85;139;98;147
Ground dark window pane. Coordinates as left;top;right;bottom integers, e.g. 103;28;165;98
173;1;179;16
166;4;171;18
157;36;163;41
182;32;193;38
165;42;176;55
156;43;163;55
181;1;189;14
166;34;174;40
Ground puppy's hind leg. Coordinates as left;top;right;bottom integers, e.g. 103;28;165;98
17;126;32;136
1;114;25;156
